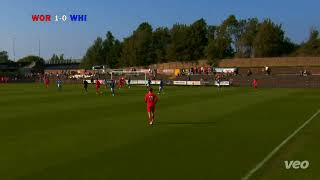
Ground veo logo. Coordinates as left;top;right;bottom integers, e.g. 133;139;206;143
284;160;309;169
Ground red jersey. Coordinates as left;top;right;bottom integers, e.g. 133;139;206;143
45;78;49;84
253;79;257;85
253;79;257;88
144;92;158;107
96;80;100;88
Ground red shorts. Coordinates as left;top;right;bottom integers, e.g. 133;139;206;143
147;106;155;112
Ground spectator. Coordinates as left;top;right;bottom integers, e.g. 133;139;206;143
234;68;239;75
208;67;212;74
265;66;271;75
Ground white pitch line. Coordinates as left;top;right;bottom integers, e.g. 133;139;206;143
241;109;320;180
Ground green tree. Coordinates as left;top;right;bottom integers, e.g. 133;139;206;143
205;19;235;62
17;55;44;64
81;37;104;68
189;18;208;60
49;54;59;64
59;54;64;63
167;24;191;61
281;38;298;56
121;22;154;66
221;15;239;48
81;16;305;68
49;54;70;64
236;18;259;57
120;37;136;67
205;16;238;62
296;29;320;56
253;19;287;57
110;40;122;68
152;27;170;63
0;51;10;63
205;33;234;64
207;25;218;41
135;22;154;65
103;31;122;68
17;55;45;73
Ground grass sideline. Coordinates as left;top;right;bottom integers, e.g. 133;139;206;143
0;83;319;180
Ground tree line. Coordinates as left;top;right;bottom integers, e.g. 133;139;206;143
47;54;78;64
0;52;77;65
0;51;77;75
1;15;319;69
81;15;320;69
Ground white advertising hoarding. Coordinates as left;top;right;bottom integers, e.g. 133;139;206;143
214;81;230;86
173;81;187;85
186;81;201;86
214;68;237;73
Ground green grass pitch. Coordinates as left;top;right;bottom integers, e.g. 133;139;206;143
1;83;320;180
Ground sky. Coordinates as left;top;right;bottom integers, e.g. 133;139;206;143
0;0;319;60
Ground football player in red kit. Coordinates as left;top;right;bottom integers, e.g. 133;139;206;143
144;87;159;125
119;76;125;88
44;76;50;88
95;79;101;95
253;79;257;89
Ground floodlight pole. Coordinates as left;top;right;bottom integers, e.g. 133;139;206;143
38;39;41;58
12;37;16;61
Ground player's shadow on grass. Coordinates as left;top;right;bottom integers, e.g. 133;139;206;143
157;121;217;126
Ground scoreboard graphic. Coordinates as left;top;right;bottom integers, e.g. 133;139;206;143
32;14;87;22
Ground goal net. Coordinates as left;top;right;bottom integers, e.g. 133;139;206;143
110;69;148;85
